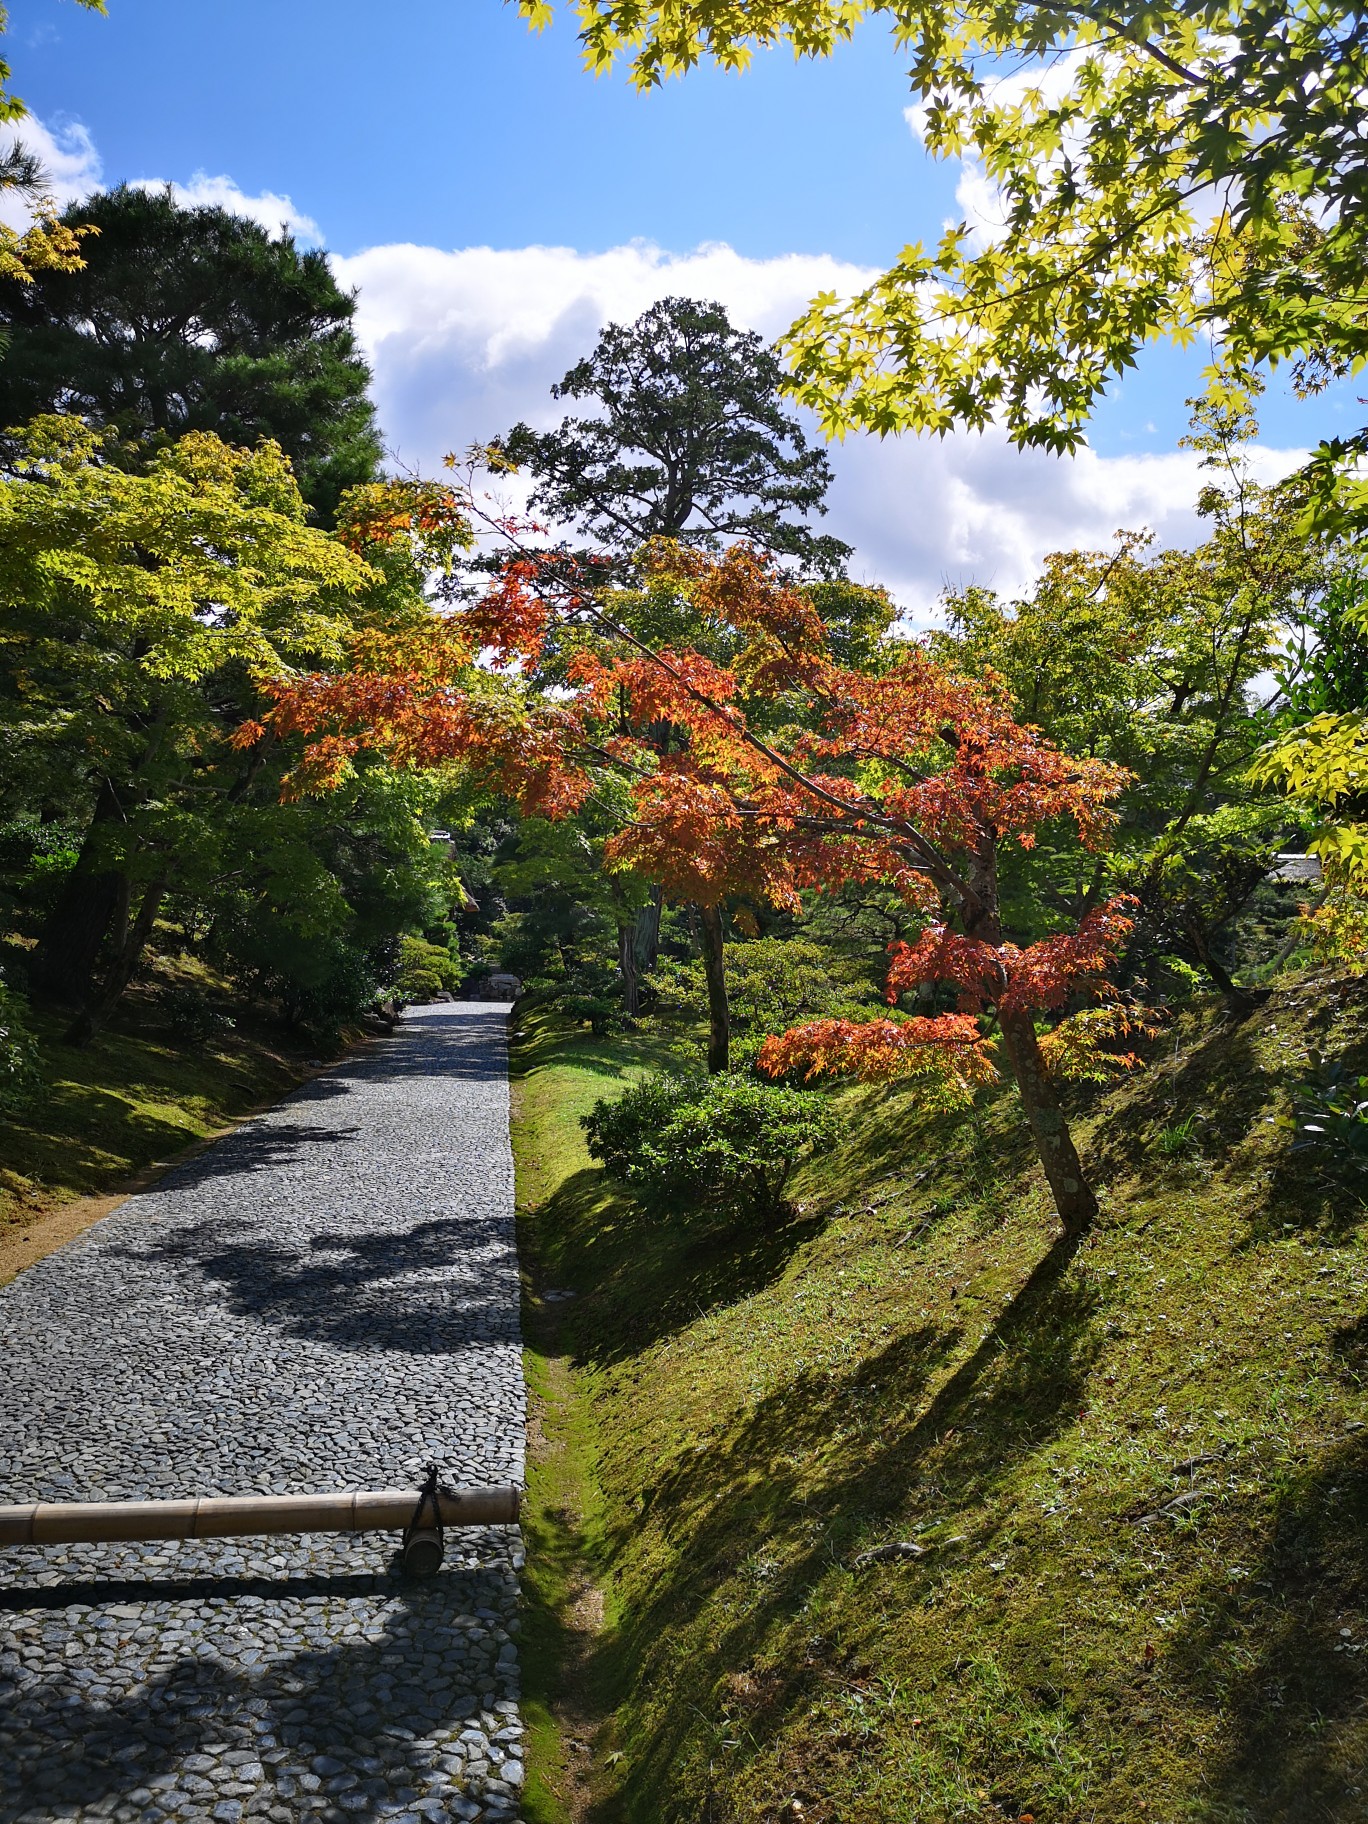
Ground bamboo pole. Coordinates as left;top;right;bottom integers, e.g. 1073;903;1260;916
0;1484;519;1548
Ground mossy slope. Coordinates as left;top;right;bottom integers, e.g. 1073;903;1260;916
513;981;1368;1824
0;989;317;1243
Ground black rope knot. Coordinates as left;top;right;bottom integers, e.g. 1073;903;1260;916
409;1461;442;1535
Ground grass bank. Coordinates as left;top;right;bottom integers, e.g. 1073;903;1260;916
0;981;324;1284
511;981;1368;1823
511;1016;679;1822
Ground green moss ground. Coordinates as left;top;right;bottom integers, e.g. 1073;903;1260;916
0;986;320;1250
512;1018;679;1823
510;982;1368;1824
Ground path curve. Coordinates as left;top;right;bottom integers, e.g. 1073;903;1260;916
0;1003;527;1824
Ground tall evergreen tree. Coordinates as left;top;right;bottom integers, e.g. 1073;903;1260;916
494;296;851;576
0;185;382;523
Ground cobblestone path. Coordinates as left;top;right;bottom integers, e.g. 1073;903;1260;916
0;1003;527;1824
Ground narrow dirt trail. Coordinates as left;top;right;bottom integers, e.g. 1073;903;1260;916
0;1003;528;1824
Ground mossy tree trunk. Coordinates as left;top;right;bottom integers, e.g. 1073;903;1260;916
64;874;169;1048
996;1006;1099;1234
696;901;730;1075
961;839;1099;1234
30;782;127;1007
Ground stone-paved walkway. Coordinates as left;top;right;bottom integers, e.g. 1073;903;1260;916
0;1003;527;1824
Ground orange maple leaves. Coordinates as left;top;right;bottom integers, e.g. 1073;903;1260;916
763;901;1140;1097
334;478;473;566
884;901;1138;1017
758;1014;997;1104
258;513;1143;1103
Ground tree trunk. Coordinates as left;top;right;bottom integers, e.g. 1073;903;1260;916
955;837;1098;1234
635;886;662;973
997;1005;1099;1235
30;780;128;1005
64;875;168;1047
1185;923;1253;1011
696;900;730;1075
618;922;640;1019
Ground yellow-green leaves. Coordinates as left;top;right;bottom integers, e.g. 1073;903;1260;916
0;415;372;688
1254;713;1368;816
1254;711;1368;967
521;0;1368;454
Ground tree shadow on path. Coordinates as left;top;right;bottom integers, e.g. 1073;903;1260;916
0;1554;520;1824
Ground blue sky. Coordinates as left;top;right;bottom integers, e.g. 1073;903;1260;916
10;1;956;261
5;0;1360;611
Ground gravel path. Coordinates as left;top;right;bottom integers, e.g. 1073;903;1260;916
0;1003;527;1824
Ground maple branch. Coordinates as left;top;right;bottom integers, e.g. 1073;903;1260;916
1081;10;1206;87
458;487;984;916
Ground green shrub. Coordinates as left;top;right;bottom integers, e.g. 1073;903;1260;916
523;955;629;1035
583;1072;836;1222
157;985;236;1045
395;934;459;1002
1284;1051;1368;1174
581;1074;688;1178
0;818;80;904
0;972;42;1115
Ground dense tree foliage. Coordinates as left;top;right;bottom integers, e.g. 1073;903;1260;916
0;425;464;1041
0;187;383;523
509;0;1368;980
1255;569;1368;964
930;433;1329;1000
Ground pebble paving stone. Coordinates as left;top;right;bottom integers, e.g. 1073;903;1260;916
0;1003;528;1824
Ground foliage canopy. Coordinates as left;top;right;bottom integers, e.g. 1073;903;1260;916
518;0;1368;455
0;186;383;524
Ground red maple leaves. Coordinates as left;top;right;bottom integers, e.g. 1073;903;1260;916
884;901;1138;1017
260;514;1142;1115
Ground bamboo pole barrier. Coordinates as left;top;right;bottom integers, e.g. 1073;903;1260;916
0;1484;519;1548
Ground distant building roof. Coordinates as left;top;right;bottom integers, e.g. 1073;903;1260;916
1271;853;1322;882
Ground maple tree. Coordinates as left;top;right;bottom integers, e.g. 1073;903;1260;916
263;487;1142;1231
0;421;448;1043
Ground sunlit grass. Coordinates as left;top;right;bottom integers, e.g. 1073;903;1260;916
0;988;316;1237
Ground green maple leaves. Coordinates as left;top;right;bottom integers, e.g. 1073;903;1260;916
518;0;1367;453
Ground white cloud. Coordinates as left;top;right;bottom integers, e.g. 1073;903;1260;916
128;172;321;244
825;429;1305;617
0;114;102;226
334;236;1307;619
335;237;868;389
0;112;319;243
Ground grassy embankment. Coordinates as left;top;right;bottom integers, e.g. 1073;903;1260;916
513;981;1368;1824
0;969;324;1285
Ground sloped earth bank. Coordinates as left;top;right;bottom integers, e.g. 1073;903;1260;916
512;987;1368;1824
0;1003;528;1824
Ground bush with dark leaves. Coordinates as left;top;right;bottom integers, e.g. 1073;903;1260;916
583;1071;835;1222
